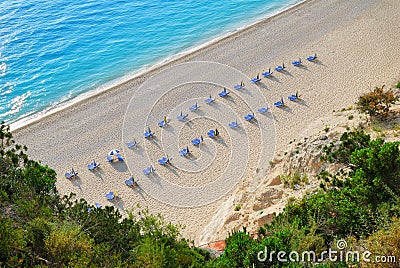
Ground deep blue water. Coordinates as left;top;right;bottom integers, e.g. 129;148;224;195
0;0;301;126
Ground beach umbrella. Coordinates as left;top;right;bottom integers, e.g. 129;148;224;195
109;149;120;155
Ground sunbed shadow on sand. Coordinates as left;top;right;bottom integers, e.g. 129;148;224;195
190;109;206;116
111;161;128;172
310;59;325;66
216;137;227;147
147;136;162;149
229;124;243;132
266;76;281;83
163;125;176;134
163;163;180;177
247;118;260;127
130;183;145;200
280;105;293;113
240;88;254;97
199;142;213;155
234;125;247;135
297;64;310;71
108;197;125;212
279;70;294;77
291;98;308;107
145;172;162;186
183;120;194;128
219;94;236;104
256;82;269;90
209;101;222;110
92;167;105;180
69;176;83;192
128;144;144;156
268;112;279;122
261;111;275;120
185;152;199;161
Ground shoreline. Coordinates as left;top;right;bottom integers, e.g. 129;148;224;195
10;0;306;132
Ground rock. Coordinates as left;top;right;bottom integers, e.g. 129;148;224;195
268;176;282;186
319;135;328;140
252;201;272;211
256;214;275;226
224;212;240;225
255;188;283;202
201;247;223;259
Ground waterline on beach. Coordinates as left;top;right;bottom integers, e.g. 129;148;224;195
5;0;305;130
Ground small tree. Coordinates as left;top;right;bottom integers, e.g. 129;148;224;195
357;85;398;118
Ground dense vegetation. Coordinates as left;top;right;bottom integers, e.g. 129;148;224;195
208;129;400;267
0;122;209;267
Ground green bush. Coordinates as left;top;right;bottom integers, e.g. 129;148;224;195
280;172;309;189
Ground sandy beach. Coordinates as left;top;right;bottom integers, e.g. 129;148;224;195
13;0;400;245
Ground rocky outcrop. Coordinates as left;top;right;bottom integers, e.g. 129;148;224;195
199;109;366;244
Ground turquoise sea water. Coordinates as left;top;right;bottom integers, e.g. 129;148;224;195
0;0;301;126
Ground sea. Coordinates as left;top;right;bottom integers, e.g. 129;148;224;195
0;0;302;128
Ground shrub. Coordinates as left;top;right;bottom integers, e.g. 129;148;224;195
44;222;94;265
361;218;400;268
281;172;309;189
357;85;398;118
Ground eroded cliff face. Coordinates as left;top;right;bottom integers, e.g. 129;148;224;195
200;108;369;245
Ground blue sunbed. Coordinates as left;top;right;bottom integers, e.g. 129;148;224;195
105;192;115;200
307;54;317;62
144;131;153;138
229;121;239;128
218;88;230;97
177;111;188;121
207;129;216;138
143;165;155;175
292;59;302;67
244;114;254;121
251;77;261;83
158;157;169;165
127;140;138;148
205;96;214;104
158;120;167;127
262;69;273;77
275;64;285;72
192;138;201;146
189;102;200;111
125;177;135;186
